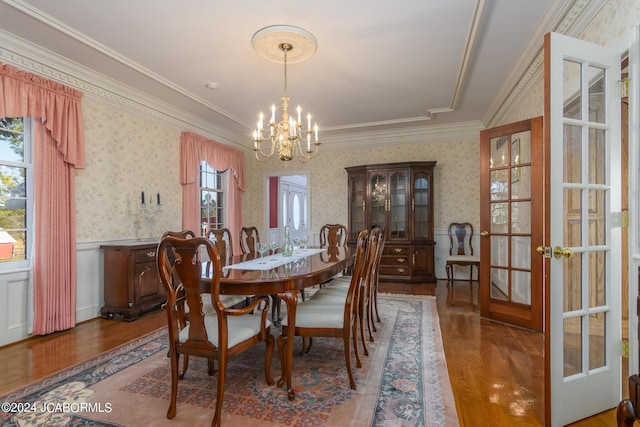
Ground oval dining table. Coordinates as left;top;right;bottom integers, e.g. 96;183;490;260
200;246;355;401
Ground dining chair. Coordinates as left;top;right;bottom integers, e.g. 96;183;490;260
313;227;383;356
278;229;371;390
208;228;254;309
446;222;480;284
239;226;260;255
163;230;247;311
161;230;196;336
319;223;349;282
157;235;274;427
208;228;233;261
319;223;348;249
238;226;283;324
360;226;385;346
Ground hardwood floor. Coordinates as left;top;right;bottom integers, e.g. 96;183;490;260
0;280;622;426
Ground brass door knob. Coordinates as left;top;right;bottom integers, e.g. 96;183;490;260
537;246;552;258
480;231;489;237
553;246;574;259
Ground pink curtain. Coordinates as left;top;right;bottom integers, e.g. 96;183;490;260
179;132;245;255
0;62;85;335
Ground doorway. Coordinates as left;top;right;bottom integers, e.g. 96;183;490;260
264;174;309;246
479;117;544;332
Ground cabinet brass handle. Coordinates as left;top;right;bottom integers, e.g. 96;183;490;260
397;268;406;273
394;248;402;253
147;251;156;257
397;257;405;263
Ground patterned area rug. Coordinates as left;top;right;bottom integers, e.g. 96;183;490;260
0;294;458;426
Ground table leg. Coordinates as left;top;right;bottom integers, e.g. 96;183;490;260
276;289;299;401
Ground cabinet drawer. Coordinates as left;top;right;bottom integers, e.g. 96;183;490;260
380;265;411;276
382;254;410;266
384;245;409;256
134;248;158;264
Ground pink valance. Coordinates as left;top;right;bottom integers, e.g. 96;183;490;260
180;131;245;191
0;62;85;168
180;132;245;255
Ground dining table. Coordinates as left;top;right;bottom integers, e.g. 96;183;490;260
200;245;355;400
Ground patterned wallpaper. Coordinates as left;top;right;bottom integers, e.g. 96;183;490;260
582;0;640;45
76;98;480;243
242;138;481;237
500;0;640;126
73;94;483;245
76;99;182;242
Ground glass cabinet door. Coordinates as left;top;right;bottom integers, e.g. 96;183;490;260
413;171;431;239
348;172;365;241
369;172;386;230
389;170;407;239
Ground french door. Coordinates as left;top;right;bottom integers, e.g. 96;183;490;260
479;117;544;332
279;177;308;243
544;31;621;426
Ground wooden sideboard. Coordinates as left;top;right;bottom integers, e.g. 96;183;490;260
100;242;165;321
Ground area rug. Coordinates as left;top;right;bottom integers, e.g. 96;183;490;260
0;294;458;427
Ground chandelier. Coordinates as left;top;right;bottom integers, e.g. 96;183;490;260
251;25;320;162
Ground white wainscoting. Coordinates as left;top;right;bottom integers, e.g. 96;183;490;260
0;268;29;346
76;241;106;323
0;238;155;347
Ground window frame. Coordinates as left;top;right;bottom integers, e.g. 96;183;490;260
0;116;34;271
199;162;227;237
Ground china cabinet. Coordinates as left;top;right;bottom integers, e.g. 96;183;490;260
346;161;436;282
100;242;165;320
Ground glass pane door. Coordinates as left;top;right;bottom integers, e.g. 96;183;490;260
413;171;431;239
488;131;533;303
545;31;621;425
369;172;386;230
348;173;365;240
389;170;407;239
480;116;543;332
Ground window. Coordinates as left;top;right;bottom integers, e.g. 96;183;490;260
0;117;33;268
199;161;225;236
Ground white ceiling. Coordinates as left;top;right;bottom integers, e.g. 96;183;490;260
0;0;568;149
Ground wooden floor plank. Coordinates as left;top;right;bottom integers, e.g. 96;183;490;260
0;280;623;425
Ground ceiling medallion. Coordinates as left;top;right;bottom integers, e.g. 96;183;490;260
251;25;320;163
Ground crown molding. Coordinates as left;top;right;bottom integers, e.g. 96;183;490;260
0;28;245;149
2;0;248;128
320;121;483;150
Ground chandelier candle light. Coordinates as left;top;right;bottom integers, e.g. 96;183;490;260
251;25;320;162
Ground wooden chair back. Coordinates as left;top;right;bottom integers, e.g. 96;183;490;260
446;222;480;283
156;235;274;426
208;228;233;260
448;222;475;256
360;226;385;344
162;230;196;239
239;226;260;255
320;224;348;249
